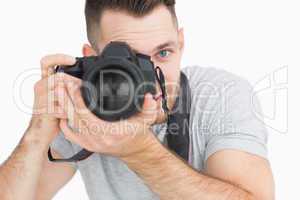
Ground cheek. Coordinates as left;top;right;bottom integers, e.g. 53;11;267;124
152;52;182;101
153;55;181;83
158;61;180;85
155;62;181;104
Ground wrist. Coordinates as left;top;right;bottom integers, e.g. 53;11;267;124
22;129;50;152
24;117;58;151
120;132;168;165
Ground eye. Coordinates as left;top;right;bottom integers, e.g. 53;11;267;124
157;50;171;58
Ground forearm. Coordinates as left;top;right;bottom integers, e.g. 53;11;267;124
121;135;254;200
0;128;49;200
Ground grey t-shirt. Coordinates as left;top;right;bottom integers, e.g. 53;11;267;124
51;66;268;200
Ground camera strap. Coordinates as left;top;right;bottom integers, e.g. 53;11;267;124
155;67;191;162
48;69;191;163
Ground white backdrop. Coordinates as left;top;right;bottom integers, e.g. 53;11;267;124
0;0;298;199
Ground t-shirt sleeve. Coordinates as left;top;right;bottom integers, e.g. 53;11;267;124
50;132;78;169
203;74;268;162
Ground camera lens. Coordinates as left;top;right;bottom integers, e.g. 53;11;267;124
82;58;146;121
96;68;135;113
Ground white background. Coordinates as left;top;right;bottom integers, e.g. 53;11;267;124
0;0;298;199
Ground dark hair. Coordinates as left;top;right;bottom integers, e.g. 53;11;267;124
85;0;177;49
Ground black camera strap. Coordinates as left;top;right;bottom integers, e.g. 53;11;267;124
155;67;191;161
48;69;191;163
48;147;93;162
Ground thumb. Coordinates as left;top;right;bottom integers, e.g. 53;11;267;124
136;93;158;123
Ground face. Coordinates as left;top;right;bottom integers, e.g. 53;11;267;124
83;5;185;123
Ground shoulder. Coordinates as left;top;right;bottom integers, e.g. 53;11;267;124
181;66;256;112
182;66;254;93
183;66;268;161
182;66;267;138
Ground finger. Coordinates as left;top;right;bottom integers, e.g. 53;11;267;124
33;89;59;115
59;73;82;86
34;73;66;94
66;82;101;123
51;88;68;118
54;81;76;124
40;73;82;97
141;93;157;115
59;119;78;141
135;93;158;123
59;119;90;149
50;105;68;119
40;54;76;78
55;81;89;131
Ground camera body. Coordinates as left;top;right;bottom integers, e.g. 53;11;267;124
56;42;157;121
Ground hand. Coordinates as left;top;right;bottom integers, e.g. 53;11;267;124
26;54;76;146
56;76;160;158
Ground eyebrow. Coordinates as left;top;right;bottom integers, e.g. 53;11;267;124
130;41;177;56
153;41;177;52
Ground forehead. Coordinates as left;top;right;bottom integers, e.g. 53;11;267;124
98;5;178;54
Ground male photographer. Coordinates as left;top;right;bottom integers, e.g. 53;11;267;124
0;0;274;199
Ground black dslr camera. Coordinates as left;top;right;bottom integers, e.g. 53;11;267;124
56;42;157;121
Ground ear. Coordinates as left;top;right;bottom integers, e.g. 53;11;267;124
178;28;185;54
82;44;97;57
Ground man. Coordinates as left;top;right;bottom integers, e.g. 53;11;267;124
0;0;275;199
